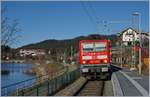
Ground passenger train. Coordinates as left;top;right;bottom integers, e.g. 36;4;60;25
79;40;111;79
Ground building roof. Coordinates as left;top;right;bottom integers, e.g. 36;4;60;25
117;27;149;36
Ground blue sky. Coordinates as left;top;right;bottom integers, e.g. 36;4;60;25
2;1;149;48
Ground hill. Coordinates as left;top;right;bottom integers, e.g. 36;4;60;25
18;34;118;55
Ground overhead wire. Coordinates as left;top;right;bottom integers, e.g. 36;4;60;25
88;2;99;21
80;1;111;40
88;1;111;34
88;1;102;34
80;1;98;33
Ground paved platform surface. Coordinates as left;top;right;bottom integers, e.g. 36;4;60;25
111;65;149;96
103;80;114;96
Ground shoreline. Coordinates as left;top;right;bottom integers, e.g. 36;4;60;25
1;60;37;75
1;59;38;65
1;60;26;64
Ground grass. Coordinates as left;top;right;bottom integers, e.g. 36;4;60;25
44;62;64;74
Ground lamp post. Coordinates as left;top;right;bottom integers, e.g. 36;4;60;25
131;13;136;70
132;12;142;74
70;46;73;63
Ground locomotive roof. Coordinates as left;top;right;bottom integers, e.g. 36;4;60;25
80;39;110;43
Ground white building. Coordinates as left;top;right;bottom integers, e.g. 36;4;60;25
20;49;46;57
118;27;149;46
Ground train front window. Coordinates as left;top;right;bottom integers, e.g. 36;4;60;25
82;43;94;52
95;47;106;51
83;48;93;52
94;42;106;51
82;42;106;52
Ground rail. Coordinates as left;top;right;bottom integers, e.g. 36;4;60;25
74;80;105;96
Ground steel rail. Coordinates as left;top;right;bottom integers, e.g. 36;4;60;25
74;80;105;96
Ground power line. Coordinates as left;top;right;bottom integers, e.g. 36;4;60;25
80;1;98;32
88;2;100;23
88;2;102;34
80;1;110;35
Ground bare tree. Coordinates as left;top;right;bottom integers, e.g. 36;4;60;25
1;7;21;46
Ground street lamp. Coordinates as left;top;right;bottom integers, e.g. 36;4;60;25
132;12;142;74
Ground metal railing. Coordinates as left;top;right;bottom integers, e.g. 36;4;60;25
2;68;80;96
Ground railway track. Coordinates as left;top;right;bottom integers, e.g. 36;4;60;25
74;80;105;96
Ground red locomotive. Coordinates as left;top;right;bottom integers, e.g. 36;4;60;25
79;40;111;79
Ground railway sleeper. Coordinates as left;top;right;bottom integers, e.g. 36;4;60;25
75;81;105;96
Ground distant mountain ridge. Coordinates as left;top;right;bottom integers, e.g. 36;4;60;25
18;34;118;54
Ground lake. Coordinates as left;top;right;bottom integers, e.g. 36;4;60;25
1;63;36;95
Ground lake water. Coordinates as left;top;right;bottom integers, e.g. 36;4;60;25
1;63;36;95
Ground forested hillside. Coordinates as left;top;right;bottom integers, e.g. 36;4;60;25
18;34;118;55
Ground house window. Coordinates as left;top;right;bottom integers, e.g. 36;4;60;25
128;42;132;46
129;39;130;41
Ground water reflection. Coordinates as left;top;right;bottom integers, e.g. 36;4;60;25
1;63;36;95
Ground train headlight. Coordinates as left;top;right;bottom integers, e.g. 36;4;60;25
82;56;92;60
104;59;107;63
83;61;86;64
97;55;107;59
